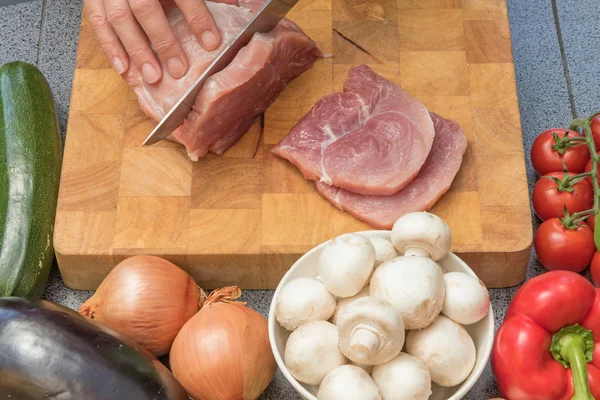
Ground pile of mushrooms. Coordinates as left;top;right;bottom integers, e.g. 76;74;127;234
275;212;491;400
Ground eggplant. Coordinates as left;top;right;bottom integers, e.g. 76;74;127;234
0;297;189;400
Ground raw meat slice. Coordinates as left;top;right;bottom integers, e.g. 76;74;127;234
315;113;467;229
175;21;322;158
123;1;322;160
272;65;435;196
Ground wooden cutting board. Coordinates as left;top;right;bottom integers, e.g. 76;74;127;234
55;0;531;290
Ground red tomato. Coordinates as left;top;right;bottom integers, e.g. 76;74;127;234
532;172;593;220
591;115;600;150
531;129;589;175
534;218;595;272
584;159;597;188
591;252;600;286
588;214;596;230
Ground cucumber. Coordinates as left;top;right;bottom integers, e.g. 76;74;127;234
0;61;62;297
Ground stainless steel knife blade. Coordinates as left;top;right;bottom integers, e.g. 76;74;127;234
142;0;300;146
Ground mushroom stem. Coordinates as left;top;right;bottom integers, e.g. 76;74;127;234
349;328;381;362
404;247;431;258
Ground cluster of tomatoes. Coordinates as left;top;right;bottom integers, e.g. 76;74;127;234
532;115;600;282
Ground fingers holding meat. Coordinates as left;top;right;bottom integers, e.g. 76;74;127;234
84;0;222;82
175;0;222;50
128;0;189;78
84;0;130;74
104;0;163;83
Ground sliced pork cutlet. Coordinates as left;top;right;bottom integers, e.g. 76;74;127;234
316;112;467;229
272;65;435;196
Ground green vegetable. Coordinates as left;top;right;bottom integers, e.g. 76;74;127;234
0;61;62;297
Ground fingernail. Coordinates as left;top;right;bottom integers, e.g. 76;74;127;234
200;30;219;50
141;63;159;83
112;57;126;74
167;57;186;78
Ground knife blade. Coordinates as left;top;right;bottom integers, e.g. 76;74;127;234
142;0;300;146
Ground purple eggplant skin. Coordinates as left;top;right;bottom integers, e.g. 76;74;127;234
0;297;190;400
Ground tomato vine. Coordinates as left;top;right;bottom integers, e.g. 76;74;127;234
566;114;600;250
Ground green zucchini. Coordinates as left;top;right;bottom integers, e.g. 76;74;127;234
0;61;62;297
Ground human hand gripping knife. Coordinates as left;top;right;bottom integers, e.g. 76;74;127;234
142;0;300;146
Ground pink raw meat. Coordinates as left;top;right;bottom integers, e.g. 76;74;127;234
316;113;467;229
123;1;321;160
272;65;435;196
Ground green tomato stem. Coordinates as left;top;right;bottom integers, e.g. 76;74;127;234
564;118;599;243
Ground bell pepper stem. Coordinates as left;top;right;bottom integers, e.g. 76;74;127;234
560;334;595;400
551;324;595;400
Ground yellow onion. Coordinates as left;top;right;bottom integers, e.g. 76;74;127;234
170;286;277;400
79;255;205;356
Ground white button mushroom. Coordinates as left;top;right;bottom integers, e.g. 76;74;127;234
336;296;405;366
391;212;452;261
318;233;376;298
371;353;432;400
331;286;370;326
370;237;399;266
350;361;373;375
406;315;476;387
284;321;347;385
370;256;445;329
275;277;337;331
443;272;490;325
317;365;381;400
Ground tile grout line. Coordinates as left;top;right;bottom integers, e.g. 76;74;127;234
35;0;48;66
551;0;578;119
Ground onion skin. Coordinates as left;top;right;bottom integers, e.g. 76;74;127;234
170;294;277;400
79;255;204;356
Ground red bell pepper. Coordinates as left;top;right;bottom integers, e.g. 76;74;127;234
492;271;600;400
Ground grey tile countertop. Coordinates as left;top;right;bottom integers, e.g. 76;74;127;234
1;0;600;398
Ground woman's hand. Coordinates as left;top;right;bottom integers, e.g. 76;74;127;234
84;0;222;83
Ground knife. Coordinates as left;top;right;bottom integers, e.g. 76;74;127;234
142;0;300;146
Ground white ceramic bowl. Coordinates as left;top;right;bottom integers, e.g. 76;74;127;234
268;230;495;400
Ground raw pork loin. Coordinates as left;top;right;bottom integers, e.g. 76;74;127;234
272;65;435;196
124;0;322;160
316;113;467;229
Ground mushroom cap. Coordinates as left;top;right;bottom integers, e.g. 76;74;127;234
318;233;375;298
350;361;373;375
406;315;476;387
275;277;337;331
369;237;399;266
391;212;452;261
317;365;381;400
371;353;432;400
370;256;445;329
337;296;405;365
331;285;370;326
443;272;490;325
284;321;347;385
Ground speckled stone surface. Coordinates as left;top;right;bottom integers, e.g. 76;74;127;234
36;0;83;132
0;0;42;66
555;0;600;118
1;0;599;398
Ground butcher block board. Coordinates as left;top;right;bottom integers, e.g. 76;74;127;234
55;0;532;290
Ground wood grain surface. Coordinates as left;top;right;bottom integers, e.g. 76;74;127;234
54;0;532;290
